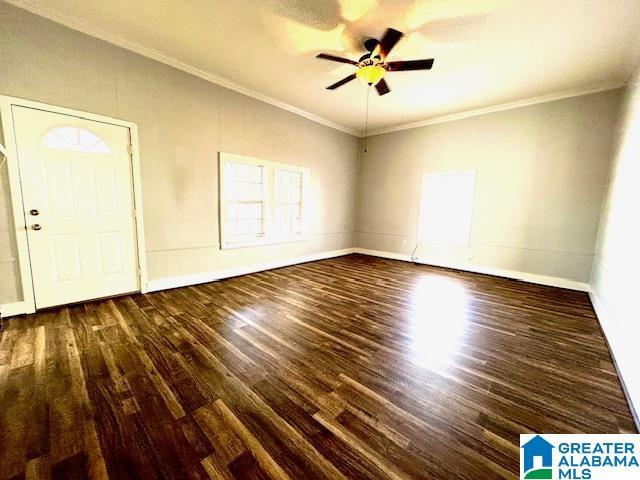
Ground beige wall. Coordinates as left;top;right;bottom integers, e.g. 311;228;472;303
356;89;623;283
591;77;640;416
0;4;359;304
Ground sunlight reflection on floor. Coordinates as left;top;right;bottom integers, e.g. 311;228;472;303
407;274;470;371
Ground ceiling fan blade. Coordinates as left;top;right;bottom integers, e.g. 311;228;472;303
326;73;357;90
386;59;434;71
316;53;358;65
375;78;390;96
378;28;404;58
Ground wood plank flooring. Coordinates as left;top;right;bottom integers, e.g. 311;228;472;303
0;254;635;479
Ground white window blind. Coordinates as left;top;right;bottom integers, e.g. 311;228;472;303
219;153;309;249
419;171;476;247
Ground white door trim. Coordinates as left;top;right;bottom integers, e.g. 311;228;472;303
0;95;148;316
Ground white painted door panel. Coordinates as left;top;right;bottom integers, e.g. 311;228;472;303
13;106;139;308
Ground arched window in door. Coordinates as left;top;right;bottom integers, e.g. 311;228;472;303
42;126;112;154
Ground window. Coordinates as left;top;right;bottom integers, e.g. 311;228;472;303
42;126;112;154
274;169;303;236
418;171;475;247
223;161;266;243
219;153;309;249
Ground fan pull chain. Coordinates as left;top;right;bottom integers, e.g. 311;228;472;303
363;85;371;155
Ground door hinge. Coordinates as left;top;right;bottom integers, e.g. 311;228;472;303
127;144;134;155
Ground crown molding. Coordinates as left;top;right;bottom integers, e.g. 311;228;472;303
366;80;628;137
5;0;361;137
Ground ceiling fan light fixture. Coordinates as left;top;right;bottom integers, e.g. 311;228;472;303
317;27;434;95
356;65;386;86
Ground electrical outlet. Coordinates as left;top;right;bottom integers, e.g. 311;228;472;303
401;238;407;247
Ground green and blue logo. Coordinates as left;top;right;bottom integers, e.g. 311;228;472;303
520;434;640;479
521;435;554;479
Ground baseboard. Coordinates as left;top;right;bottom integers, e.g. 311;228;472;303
147;248;357;292
353;248;590;292
0;301;33;318
355;248;412;263
589;290;640;431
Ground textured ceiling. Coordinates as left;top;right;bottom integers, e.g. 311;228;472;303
6;0;640;135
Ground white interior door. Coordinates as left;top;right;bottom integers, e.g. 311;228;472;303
13;106;139;308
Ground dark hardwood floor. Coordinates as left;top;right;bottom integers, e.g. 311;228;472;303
0;254;635;479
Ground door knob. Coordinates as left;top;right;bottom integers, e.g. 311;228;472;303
29;209;40;216
31;224;42;231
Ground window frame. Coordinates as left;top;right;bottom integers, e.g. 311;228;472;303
418;170;476;248
219;152;310;250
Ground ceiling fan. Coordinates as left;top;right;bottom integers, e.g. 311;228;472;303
316;28;434;96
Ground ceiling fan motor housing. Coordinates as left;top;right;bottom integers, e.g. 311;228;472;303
364;38;379;52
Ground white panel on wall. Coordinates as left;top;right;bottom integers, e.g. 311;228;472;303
591;78;640;425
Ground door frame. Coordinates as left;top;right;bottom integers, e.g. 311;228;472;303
0;95;149;316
